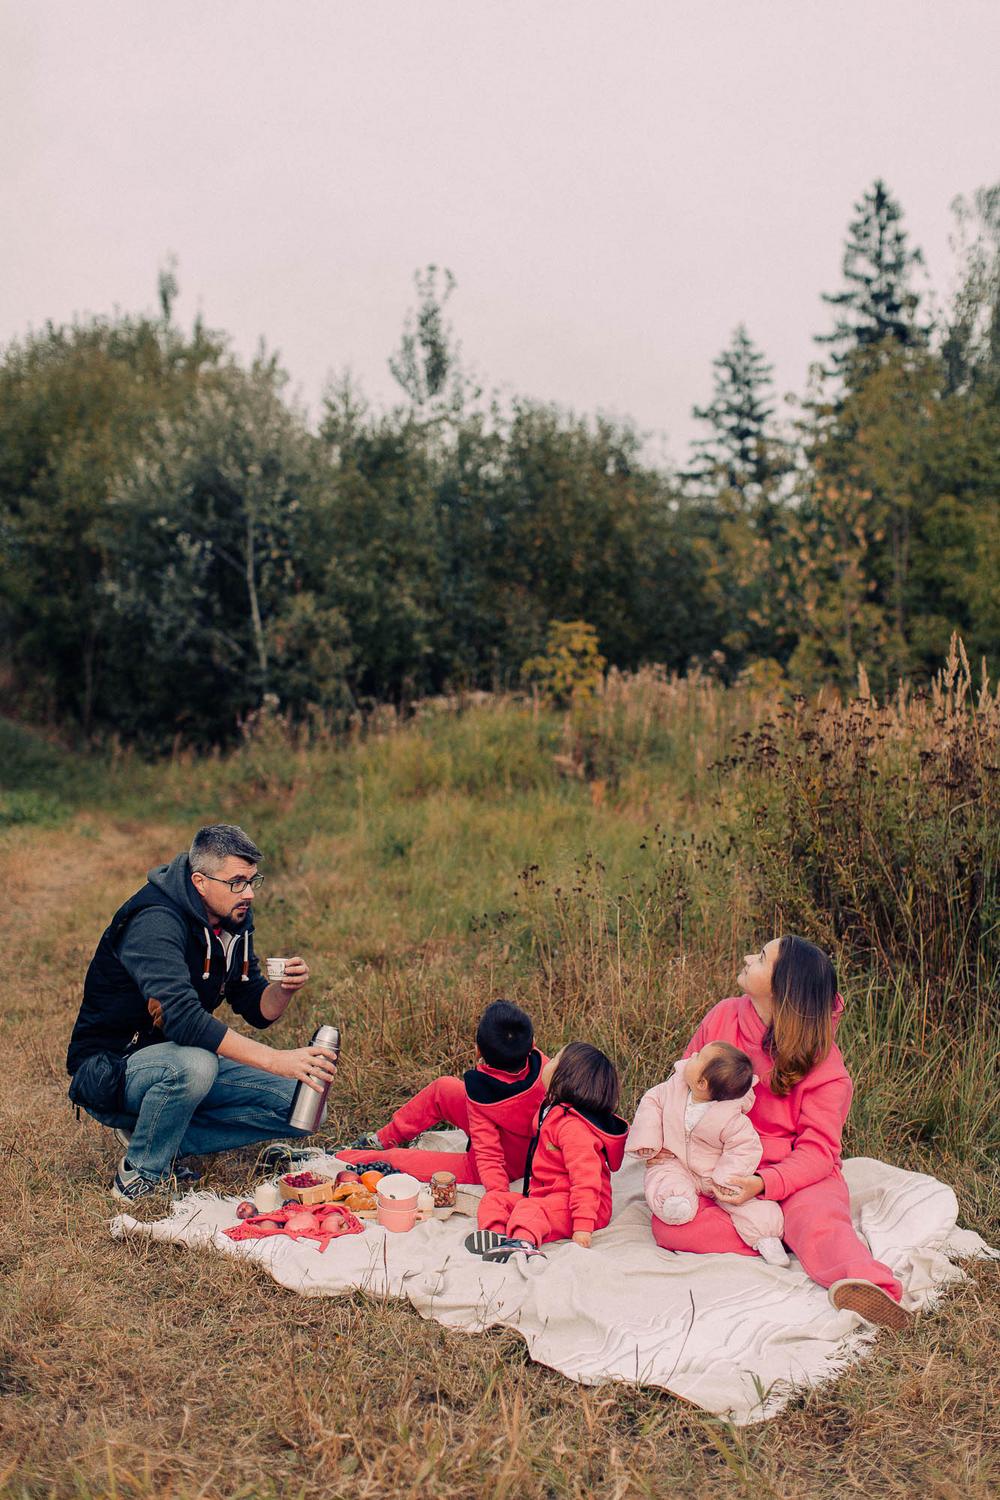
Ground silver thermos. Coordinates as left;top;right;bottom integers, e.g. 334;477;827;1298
287;1024;340;1133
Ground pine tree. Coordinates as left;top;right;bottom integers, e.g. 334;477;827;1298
687;325;782;498
818;180;928;376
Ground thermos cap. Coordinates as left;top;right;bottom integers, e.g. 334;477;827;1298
312;1025;340;1049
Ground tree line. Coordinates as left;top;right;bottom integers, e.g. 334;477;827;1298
1;180;998;748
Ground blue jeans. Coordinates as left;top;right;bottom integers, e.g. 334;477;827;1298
120;1042;310;1181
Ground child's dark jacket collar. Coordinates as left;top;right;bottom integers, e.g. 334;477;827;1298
464;1048;543;1105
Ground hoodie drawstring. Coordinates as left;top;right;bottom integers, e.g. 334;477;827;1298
203;925;250;982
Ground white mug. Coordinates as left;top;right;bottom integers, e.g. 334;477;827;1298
266;957;288;982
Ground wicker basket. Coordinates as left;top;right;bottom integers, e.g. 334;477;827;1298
279;1174;335;1205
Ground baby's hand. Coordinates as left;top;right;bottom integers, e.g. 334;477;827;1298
572;1230;592;1249
630;1147;657;1159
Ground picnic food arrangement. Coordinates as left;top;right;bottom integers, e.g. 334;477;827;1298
220;1160;482;1249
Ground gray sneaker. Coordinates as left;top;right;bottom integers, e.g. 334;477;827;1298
111;1156;164;1205
113;1126;133;1151
346;1131;385;1151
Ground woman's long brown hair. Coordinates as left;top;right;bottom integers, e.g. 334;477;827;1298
764;936;838;1096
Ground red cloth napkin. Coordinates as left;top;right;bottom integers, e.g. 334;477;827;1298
224;1202;365;1252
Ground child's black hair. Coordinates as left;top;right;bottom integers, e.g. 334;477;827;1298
544;1042;619;1116
476;999;534;1071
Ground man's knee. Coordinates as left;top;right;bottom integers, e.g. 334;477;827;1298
167;1046;220;1100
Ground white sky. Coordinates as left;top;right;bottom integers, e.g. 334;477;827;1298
3;1;999;462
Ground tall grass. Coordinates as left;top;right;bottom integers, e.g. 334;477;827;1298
2;655;999;1498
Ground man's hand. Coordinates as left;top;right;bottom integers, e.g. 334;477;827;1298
713;1175;764;1206
572;1230;592;1249
278;956;309;991
260;957;310;1021
272;1043;338;1094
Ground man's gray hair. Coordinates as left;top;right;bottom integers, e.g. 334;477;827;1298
189;824;263;874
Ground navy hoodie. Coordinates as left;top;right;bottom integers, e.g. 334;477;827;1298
67;852;272;1072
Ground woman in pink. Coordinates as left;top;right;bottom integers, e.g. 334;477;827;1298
651;935;911;1331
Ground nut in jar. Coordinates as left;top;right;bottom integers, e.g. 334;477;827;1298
430;1169;457;1208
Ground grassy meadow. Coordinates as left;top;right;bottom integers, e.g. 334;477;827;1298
1;664;998;1499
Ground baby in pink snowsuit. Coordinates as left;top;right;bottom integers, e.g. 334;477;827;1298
627;1041;789;1265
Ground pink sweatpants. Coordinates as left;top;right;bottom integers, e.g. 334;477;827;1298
337;1076;481;1184
644;1158;784;1250
478;1188;574;1246
650;1169;903;1300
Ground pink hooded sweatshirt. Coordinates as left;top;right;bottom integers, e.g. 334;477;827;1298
627;1059;764;1187
682;993;851;1201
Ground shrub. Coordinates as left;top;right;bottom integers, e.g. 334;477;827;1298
719;637;999;1007
523;621;606;706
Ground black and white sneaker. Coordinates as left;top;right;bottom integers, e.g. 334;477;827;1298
346;1131;385;1151
170;1162;203;1186
111;1157;164;1204
258;1144;315;1172
464;1230;547;1263
465;1229;509;1257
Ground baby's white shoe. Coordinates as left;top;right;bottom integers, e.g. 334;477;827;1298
756;1236;790;1267
656;1196;695;1225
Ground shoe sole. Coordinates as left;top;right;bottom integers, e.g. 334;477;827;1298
830;1280;911;1331
465;1230;509;1257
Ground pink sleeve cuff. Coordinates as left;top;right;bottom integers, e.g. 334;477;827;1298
572;1217;596;1233
757;1167;784;1200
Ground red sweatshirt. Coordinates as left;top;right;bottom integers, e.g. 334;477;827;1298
464;1050;549;1193
683;993;852;1201
523;1101;629;1233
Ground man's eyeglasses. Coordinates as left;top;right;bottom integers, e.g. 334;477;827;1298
196;872;265;894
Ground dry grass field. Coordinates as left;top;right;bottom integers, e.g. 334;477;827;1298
1;678;998;1499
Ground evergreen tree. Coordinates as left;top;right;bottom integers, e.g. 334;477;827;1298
687;325;782;498
818;180;929;376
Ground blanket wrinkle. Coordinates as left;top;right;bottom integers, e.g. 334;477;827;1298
109;1131;997;1425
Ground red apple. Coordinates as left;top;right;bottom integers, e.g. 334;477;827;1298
335;1170;361;1186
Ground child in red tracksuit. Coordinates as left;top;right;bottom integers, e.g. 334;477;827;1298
466;1042;628;1263
337;1000;548;1190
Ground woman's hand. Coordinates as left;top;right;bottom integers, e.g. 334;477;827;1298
572;1231;592;1249
713;1174;764;1206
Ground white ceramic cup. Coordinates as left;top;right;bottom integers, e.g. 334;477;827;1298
266;957;288;982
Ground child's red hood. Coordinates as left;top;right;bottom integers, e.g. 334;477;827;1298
535;1101;630;1170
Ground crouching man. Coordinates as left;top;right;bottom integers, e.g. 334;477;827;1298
66;823;337;1203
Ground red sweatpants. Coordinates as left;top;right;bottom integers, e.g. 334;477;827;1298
337;1076;481;1184
650;1170;903;1300
478;1188;574;1246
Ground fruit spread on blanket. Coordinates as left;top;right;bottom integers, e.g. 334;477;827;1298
224;1201;365;1250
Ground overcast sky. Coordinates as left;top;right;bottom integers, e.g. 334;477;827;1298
3;2;999;462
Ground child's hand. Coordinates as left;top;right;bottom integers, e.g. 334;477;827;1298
572;1230;592;1249
630;1147;657;1159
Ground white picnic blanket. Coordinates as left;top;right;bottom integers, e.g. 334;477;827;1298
111;1135;996;1424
